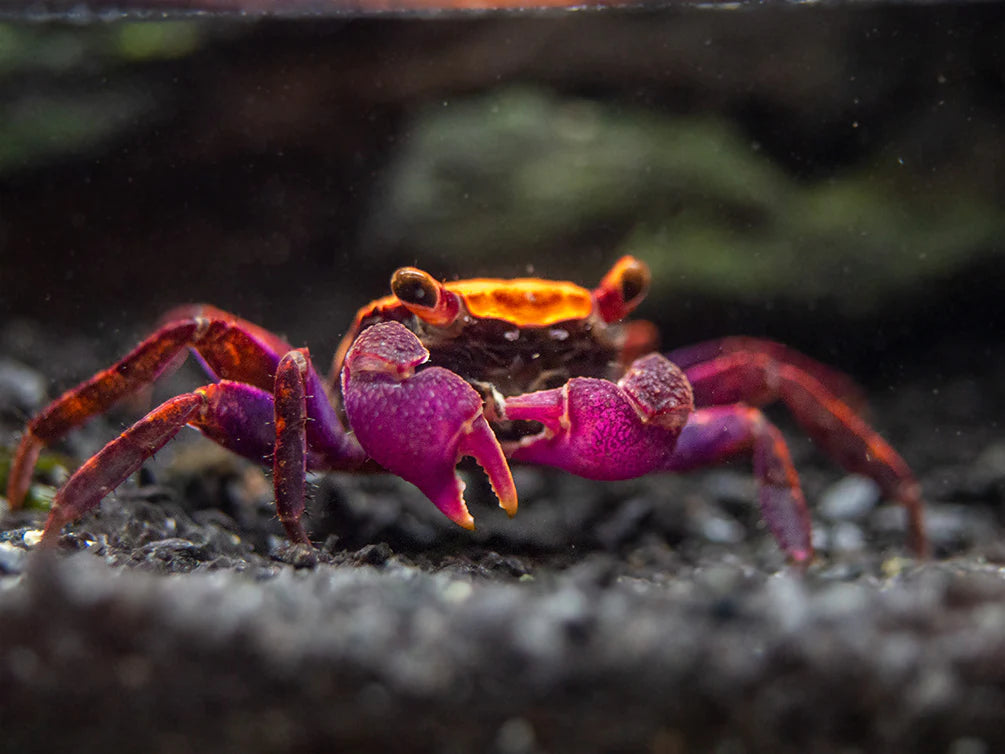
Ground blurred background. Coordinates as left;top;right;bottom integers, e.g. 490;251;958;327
2;12;1005;752
1;7;1002;392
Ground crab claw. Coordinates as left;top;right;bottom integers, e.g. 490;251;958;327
341;321;517;529
505;353;693;480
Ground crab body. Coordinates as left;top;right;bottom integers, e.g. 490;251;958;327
337;273;628;394
7;257;927;564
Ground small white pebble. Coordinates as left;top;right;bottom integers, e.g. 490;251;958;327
702;516;745;544
830;522;866;552
22;530;43;547
442;580;473;604
819;475;880;521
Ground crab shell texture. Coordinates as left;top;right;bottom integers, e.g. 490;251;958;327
334;255;656;396
7;256;927;564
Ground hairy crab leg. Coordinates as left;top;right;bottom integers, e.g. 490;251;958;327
6;309;360;510
665;406;814;565
673;344;928;556
160;304;296;362
8;320;202;509
272;350;311;545
39;393;205;545
341;321;517;529
36;373;365;546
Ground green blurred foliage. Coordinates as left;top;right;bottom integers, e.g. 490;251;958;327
0;91;155;172
0;446;63;513
371;87;1005;312
0;21;204;173
0;21;203;74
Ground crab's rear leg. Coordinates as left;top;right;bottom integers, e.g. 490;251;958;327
671;339;928;556
341;322;517;529
37;381;276;545
39;393;204;545
38;349;364;546
5;308;348;510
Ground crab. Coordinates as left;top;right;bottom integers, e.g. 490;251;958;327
5;256;927;563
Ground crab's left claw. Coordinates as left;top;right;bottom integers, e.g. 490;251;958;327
341;322;517;529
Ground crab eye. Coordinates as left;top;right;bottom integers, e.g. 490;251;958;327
594;256;651;323
617;260;649;307
390;267;461;327
392;268;440;309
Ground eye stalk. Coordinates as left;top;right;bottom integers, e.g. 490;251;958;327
593;256;651;323
390;267;461;326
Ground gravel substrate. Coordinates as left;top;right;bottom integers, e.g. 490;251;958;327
2;325;1004;753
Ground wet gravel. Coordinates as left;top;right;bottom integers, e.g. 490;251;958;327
2;324;1005;753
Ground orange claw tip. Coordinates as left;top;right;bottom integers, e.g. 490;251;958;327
494;480;519;518
499;497;518;519
442;498;476;530
459;414;518;518
430;475;478;530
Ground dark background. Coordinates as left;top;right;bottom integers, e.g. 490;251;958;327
2;8;1002;384
2;7;1005;753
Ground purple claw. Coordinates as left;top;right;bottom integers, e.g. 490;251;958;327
341;322;517;529
505;353;693;480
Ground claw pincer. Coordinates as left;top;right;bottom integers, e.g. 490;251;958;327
505;353;694;480
341;321;518;529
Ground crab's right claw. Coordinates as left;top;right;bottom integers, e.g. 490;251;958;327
341;322;517;529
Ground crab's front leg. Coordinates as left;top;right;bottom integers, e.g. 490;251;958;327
341;322;518;529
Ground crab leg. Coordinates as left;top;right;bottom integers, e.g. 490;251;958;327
7;320;203;509
35;367;365;546
669;338;927;556
341;322;517;529
665;406;813;564
669;337;868;410
6;308;361;510
272;350;311;545
38;393;205;545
